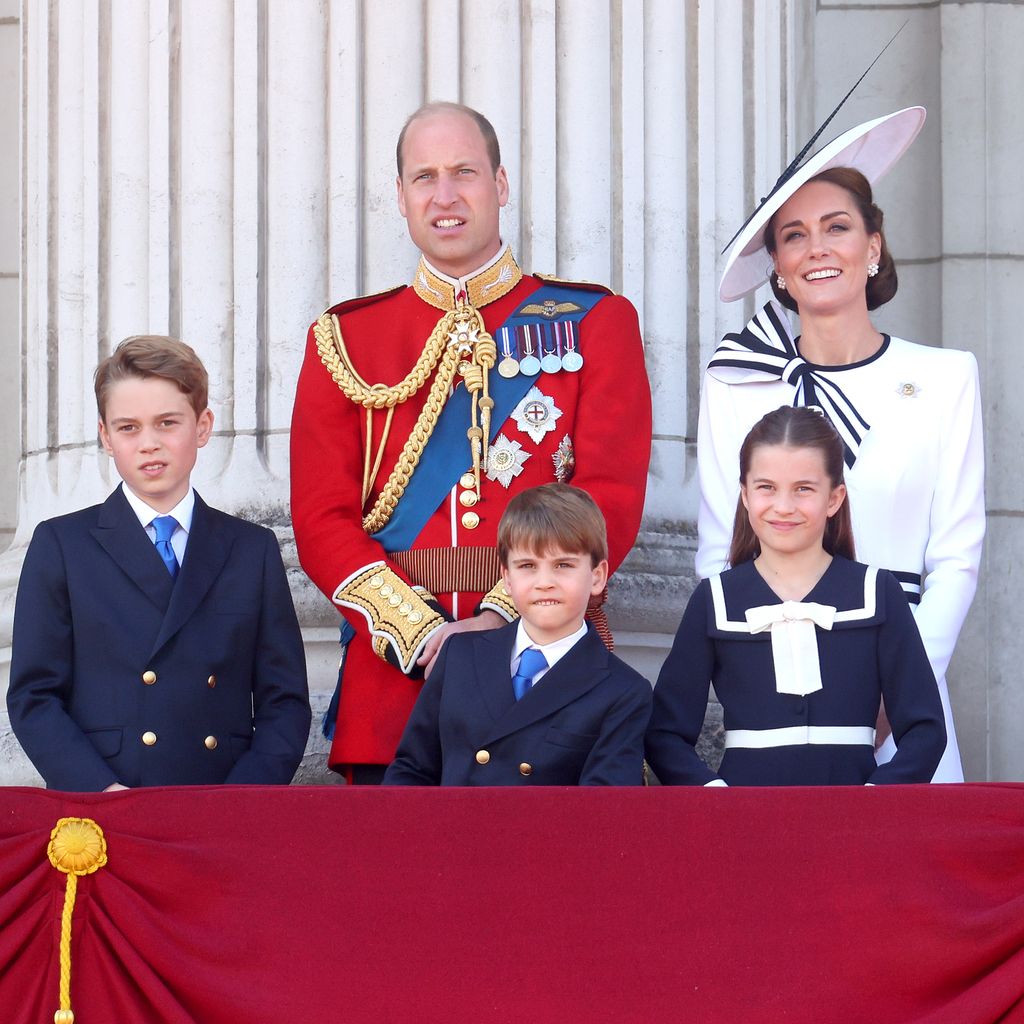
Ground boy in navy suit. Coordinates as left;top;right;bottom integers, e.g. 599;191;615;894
384;484;652;785
7;336;311;790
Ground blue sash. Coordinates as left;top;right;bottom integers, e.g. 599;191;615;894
372;283;605;552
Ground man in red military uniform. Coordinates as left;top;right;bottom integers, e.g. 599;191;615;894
291;102;651;781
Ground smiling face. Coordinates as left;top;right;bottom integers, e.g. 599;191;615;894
768;179;881;319
740;444;846;561
396;109;509;279
99;376;213;513
501;546;608;646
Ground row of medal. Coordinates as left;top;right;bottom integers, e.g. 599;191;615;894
496;322;585;378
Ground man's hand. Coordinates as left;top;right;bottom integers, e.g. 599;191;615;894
417;611;506;677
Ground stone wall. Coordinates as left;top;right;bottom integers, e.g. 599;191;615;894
1;0;1020;785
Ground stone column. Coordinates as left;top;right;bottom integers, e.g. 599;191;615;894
0;0;800;784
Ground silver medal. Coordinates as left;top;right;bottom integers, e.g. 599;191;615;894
540;353;562;374
519;354;541;376
561;351;584;372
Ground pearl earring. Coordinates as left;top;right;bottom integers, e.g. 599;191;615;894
776;274;786;291
867;262;879;278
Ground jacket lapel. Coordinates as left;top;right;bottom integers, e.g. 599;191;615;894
481;626;610;744
475;622;519;723
90;488;176;612
149;493;233;658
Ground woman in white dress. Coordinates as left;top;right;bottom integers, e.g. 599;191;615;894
698;108;984;782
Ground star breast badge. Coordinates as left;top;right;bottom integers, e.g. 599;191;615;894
486;433;532;488
512;386;563;443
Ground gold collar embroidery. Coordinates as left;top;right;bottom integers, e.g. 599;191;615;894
413;246;523;311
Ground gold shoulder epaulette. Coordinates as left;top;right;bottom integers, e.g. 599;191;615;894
533;273;616;297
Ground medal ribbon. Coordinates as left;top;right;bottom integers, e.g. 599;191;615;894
707;300;870;468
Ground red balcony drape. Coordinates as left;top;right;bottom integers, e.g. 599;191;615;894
1;784;1022;1023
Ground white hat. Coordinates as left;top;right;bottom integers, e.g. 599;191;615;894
718;106;926;303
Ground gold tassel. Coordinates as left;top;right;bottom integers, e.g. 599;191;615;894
47;817;108;1024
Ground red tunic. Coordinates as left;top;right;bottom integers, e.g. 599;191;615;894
291;268;651;769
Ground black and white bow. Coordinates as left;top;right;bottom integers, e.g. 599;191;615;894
707;301;870;468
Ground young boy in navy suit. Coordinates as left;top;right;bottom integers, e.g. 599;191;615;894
7;336;311;790
384;484;652;786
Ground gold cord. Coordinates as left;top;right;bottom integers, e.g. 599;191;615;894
315;302;497;534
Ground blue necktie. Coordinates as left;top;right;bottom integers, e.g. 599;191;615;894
152;516;179;578
512;647;547;701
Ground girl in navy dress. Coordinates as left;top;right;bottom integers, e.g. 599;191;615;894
646;406;945;786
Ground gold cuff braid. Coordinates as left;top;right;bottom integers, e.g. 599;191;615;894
333;564;445;674
479;579;518;622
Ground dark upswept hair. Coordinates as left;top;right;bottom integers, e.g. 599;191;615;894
498;484;607;568
396;101;501;177
94;335;209;420
728;405;855;567
764;166;898;312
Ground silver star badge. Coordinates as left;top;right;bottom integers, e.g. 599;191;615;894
512;386;562;443
486;433;531;488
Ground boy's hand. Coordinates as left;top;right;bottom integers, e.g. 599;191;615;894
417;611;506;677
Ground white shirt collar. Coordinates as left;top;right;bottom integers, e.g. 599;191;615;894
121;483;196;534
420;241;507;293
512;619;588;675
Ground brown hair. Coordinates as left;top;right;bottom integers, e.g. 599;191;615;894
728;406;855;567
396;101;501;178
764;166;897;312
94;335;209;421
498;484;608;568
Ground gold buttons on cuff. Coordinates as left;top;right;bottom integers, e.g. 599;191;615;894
461;511;480;530
408;611;423;624
519;763;533;776
459;490;478;507
380;583;394;597
475;750;490;765
142;670;157;685
142;731;157;746
207;675;217;688
459;472;476;489
369;574;384;589
204;736;218;750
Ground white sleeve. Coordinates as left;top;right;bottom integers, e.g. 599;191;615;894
915;350;985;683
696;374;745;580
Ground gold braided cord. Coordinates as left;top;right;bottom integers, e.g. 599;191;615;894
361;344;462;534
316;303;498;534
314;311;456;409
47;817;108;1024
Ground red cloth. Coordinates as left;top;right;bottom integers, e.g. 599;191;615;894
1;785;1022;1023
290;275;651;767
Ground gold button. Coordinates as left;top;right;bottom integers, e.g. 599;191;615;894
379;583;394;597
398;602;412;616
459;490;478;507
204;735;218;750
369;574;384;589
142;731;157;746
408;611;423;624
461;511;480;530
388;593;402;607
460;472;476;489
475;750;490;765
519;762;533;776
142;670;157;685
207;675;217;688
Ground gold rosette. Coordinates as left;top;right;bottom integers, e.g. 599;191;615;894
47;817;108;1024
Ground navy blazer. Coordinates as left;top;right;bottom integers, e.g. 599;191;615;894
384;621;652;786
7;487;311;790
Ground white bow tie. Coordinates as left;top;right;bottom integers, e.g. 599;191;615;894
745;601;837;696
